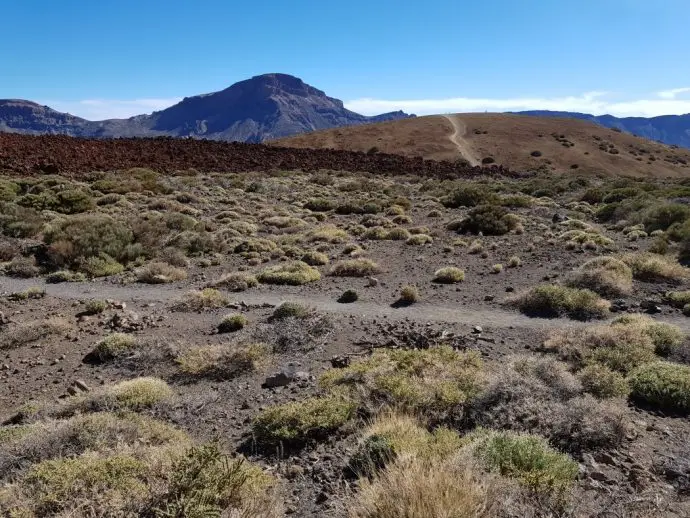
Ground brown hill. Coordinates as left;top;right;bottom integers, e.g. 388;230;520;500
275;113;690;177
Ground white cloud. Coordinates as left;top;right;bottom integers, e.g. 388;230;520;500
345;91;690;118
657;87;690;100
40;98;182;120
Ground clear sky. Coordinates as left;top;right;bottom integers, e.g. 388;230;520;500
3;0;690;119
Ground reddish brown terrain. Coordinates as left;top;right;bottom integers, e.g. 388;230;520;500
277;113;690;177
0;133;517;179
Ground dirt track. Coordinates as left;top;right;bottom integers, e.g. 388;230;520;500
0;133;523;178
443;114;480;166
4;277;690;333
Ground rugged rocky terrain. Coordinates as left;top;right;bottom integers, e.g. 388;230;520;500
0;74;413;142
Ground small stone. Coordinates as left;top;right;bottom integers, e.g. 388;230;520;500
262;371;293;388
505;286;515;293
286;465;305;480
366;277;379;287
74;379;89;392
330;355;350;368
484;295;495;302
589;470;609;482
472;326;483;334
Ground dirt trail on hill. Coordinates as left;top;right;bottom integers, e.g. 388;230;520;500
4;277;690;332
443;114;480;166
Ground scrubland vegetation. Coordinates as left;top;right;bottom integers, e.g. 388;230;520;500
2;167;690;516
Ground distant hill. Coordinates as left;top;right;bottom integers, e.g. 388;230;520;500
518;110;690;149
276;113;690;177
0;74;413;142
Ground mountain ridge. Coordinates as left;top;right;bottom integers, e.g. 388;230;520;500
0;73;414;142
517;110;690;149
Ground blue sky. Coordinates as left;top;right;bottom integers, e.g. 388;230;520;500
3;0;690;119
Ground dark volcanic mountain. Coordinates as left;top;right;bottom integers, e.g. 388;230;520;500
0;74;413;142
518;110;690;149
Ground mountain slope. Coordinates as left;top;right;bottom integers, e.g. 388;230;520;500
0;74;413;142
276;113;690;177
518;110;690;149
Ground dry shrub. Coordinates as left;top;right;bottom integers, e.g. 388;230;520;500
508;284;610;320
258;261;321;285
210;272;259;292
469;356;626;454
544;323;655;374
172;288;228;311
320;347;484;422
350;456;499;518
565;256;633;297
136;261;188;284
433;267;465;283
176;343;270;380
330;258;380;277
620;252;690;283
0;317;72;350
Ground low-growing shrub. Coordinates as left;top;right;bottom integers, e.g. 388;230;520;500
433;267;465;283
218;313;248;333
509;285;609;320
577;364;630;399
620;253;689;283
271;301;311;320
173;288;228;311
258;261;321;285
628;361;690;413
565;256;633;298
320;347;484;421
471;430;578;493
330;259;380;277
83;299;108;315
252;395;356;445
210;272;259;292
301;250;330;266
338;289;359;303
545;322;656;374
91;333;137;361
399;285;420;303
136;261;188;284
176;343;270;380
45;270;86;283
451;205;519;236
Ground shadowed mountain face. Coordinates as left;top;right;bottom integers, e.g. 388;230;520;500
518;110;690;149
0;74;413;142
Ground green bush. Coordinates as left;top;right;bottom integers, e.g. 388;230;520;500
92;333;137;361
338;289;359;303
218;313;248;333
44;214;134;267
252;395;356;445
450;205;519;236
81;253;124;277
442;184;498;208
84;299;108;315
628;361;690;413
271;302;311;320
643;203;690;233
472;430;578;493
578;364;630;399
